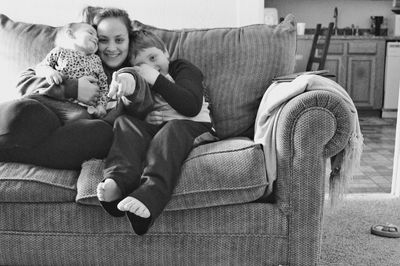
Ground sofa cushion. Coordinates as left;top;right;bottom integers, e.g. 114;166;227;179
76;138;267;210
0;139;266;207
0;14;61;102
0;162;77;202
0;13;296;139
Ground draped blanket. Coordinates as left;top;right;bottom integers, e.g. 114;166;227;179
254;74;364;203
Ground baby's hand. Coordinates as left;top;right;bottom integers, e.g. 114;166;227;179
133;64;159;85
45;69;64;85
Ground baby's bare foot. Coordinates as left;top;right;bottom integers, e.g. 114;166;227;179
97;179;122;202
117;196;151;218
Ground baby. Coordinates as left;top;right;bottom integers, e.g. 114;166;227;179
36;22;109;118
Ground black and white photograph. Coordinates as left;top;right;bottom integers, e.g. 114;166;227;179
0;0;399;265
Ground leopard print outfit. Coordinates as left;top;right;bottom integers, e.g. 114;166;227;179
39;46;109;108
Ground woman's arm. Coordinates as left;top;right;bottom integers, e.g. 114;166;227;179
16;68;99;106
17;67;78;99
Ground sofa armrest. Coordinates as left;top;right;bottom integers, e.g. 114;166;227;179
274;90;353;265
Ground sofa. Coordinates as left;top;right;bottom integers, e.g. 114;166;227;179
0;13;354;265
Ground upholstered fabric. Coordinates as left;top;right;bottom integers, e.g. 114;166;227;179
0;162;77;202
0;14;61;101
0;140;266;208
0;201;288;265
77;138;267;210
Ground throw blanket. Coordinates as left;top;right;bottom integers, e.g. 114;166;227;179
254;74;363;204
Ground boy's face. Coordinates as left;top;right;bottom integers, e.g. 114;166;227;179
72;23;98;55
132;47;170;75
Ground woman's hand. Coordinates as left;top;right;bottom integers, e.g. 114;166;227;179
108;72;136;99
145;110;164;125
77;76;100;105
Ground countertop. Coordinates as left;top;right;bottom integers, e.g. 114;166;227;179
297;34;400;41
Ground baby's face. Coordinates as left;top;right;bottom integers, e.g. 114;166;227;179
73;23;98;55
132;47;170;75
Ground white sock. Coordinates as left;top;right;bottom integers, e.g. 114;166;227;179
117;196;151;218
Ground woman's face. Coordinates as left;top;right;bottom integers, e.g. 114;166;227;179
96;17;130;69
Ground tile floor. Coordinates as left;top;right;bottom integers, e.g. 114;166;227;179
339;116;397;193
347;116;397;193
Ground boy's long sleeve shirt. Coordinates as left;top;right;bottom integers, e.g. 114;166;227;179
122;59;211;123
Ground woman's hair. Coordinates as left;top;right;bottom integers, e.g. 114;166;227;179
89;7;133;35
130;30;167;58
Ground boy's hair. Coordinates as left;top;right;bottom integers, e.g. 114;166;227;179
130;30;167;58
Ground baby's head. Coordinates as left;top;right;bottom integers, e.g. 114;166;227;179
56;22;98;55
130;30;170;75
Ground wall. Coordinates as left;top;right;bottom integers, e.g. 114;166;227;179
265;0;394;33
1;0;264;28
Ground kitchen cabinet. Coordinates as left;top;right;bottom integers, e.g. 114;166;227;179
295;37;385;110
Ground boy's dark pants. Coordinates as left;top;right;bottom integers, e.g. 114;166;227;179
103;114;212;229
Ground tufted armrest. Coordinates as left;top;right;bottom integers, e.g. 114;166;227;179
273;90;353;265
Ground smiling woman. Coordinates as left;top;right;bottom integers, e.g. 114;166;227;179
94;16;130;69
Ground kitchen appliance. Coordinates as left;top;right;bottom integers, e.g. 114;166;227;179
392;0;400;35
371;16;384;36
383;41;400;118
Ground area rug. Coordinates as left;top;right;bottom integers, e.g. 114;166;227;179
320;196;400;265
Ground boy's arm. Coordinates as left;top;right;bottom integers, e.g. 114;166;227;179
116;67;154;119
152;59;204;117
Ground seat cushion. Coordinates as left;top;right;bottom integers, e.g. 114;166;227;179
76;138;268;210
0;139;267;208
0;162;77;202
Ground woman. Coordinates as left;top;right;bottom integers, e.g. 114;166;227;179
0;7;150;170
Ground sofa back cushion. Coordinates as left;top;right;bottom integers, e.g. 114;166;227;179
0;13;296;139
0;14;59;102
